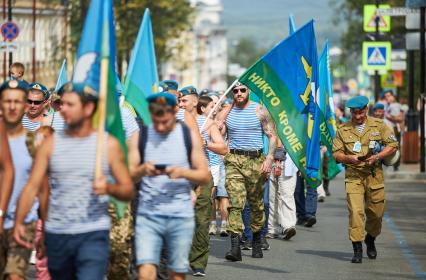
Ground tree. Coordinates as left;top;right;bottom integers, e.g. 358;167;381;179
43;0;194;76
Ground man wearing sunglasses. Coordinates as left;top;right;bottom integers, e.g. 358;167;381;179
22;83;49;132
223;82;277;261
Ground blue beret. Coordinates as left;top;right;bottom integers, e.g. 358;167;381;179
29;82;49;98
180;85;198;96
373;103;385;110
146;92;177;107
57;82;98;100
0;79;29;94
346;96;369;109
159;80;178;92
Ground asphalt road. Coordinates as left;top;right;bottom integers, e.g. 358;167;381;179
188;173;426;280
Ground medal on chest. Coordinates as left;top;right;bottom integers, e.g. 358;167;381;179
353;141;362;153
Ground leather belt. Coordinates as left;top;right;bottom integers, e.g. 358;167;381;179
229;149;263;157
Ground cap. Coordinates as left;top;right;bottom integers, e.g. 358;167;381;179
382;150;400;166
180;86;198;96
158;80;179;92
232;81;244;88
346;96;369;109
199;89;210;96
29;82;49;99
146;92;177;107
57;82;98;100
373;103;385;111
0;79;29;94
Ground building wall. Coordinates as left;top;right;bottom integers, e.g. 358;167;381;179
162;0;228;91
0;1;66;87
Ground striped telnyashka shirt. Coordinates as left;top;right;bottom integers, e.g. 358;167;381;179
45;131;111;234
22;115;41;132
226;101;264;151
138;123;193;218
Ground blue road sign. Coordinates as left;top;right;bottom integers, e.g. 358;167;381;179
362;41;392;70
1;21;19;41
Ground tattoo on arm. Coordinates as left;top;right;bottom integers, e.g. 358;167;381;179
258;106;277;157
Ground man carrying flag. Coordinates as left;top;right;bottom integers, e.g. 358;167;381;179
13;83;134;278
223;82;277;261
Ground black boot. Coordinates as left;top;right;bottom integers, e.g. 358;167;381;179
365;234;377;259
252;232;263;258
351;242;363;263
225;233;242;261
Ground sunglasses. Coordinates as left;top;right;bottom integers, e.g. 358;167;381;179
232;88;247;94
27;99;44;105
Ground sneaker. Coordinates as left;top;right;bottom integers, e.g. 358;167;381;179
219;221;228;237
240;236;252;250
30;250;36;265
265;232;279;239
282;227;296;240
261;236;270;250
318;196;325;203
209;223;217;235
193;269;206;277
304;216;317;227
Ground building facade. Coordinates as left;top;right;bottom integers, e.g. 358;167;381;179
162;0;228;91
0;1;67;87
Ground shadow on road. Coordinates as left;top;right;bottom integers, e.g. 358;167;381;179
295;249;352;262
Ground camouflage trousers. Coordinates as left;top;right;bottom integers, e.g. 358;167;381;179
224;153;266;234
189;177;213;270
107;203;133;280
0;222;36;279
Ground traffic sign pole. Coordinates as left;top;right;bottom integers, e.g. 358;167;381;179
420;7;425;172
374;0;381;102
7;0;12;66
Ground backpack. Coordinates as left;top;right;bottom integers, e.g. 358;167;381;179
138;121;193;166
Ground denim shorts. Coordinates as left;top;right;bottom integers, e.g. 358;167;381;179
211;164;227;198
44;230;109;280
135;214;195;273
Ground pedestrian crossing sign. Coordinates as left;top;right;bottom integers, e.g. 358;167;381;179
363;4;391;32
362;42;392;71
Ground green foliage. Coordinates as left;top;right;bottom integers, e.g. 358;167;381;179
55;0;193;75
229;37;268;68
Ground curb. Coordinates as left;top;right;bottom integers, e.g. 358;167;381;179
385;172;426;181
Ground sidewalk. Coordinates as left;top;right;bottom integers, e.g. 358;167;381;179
384;163;426;181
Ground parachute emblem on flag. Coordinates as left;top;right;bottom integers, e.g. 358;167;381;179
73;53;98;83
299;56;315;140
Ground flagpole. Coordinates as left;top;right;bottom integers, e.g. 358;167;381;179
200;79;238;131
95;58;109;178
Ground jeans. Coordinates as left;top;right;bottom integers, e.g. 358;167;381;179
135;214;195;273
44;230;109;280
294;174;317;219
242;180;270;240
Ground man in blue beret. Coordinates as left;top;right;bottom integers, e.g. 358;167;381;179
22;82;50;132
14;82;134;279
129;91;210;280
332;95;399;264
159;80;179;96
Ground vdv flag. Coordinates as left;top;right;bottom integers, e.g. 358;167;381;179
55;59;67;91
239;20;321;187
124;8;159;125
318;41;344;179
289;14;296;35
73;0;127;218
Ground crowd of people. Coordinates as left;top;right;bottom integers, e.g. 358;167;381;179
0;62;400;279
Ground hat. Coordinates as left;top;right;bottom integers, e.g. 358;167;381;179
346;96;369;109
180;86;198;96
232;81;244;88
158;80;179;92
382;150;400;166
200;89;210;96
57;82;98;100
0;79;29;94
29;82;49;99
373;103;385;111
146;92;177;107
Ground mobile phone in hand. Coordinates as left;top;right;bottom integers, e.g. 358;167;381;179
154;164;167;172
357;155;368;161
